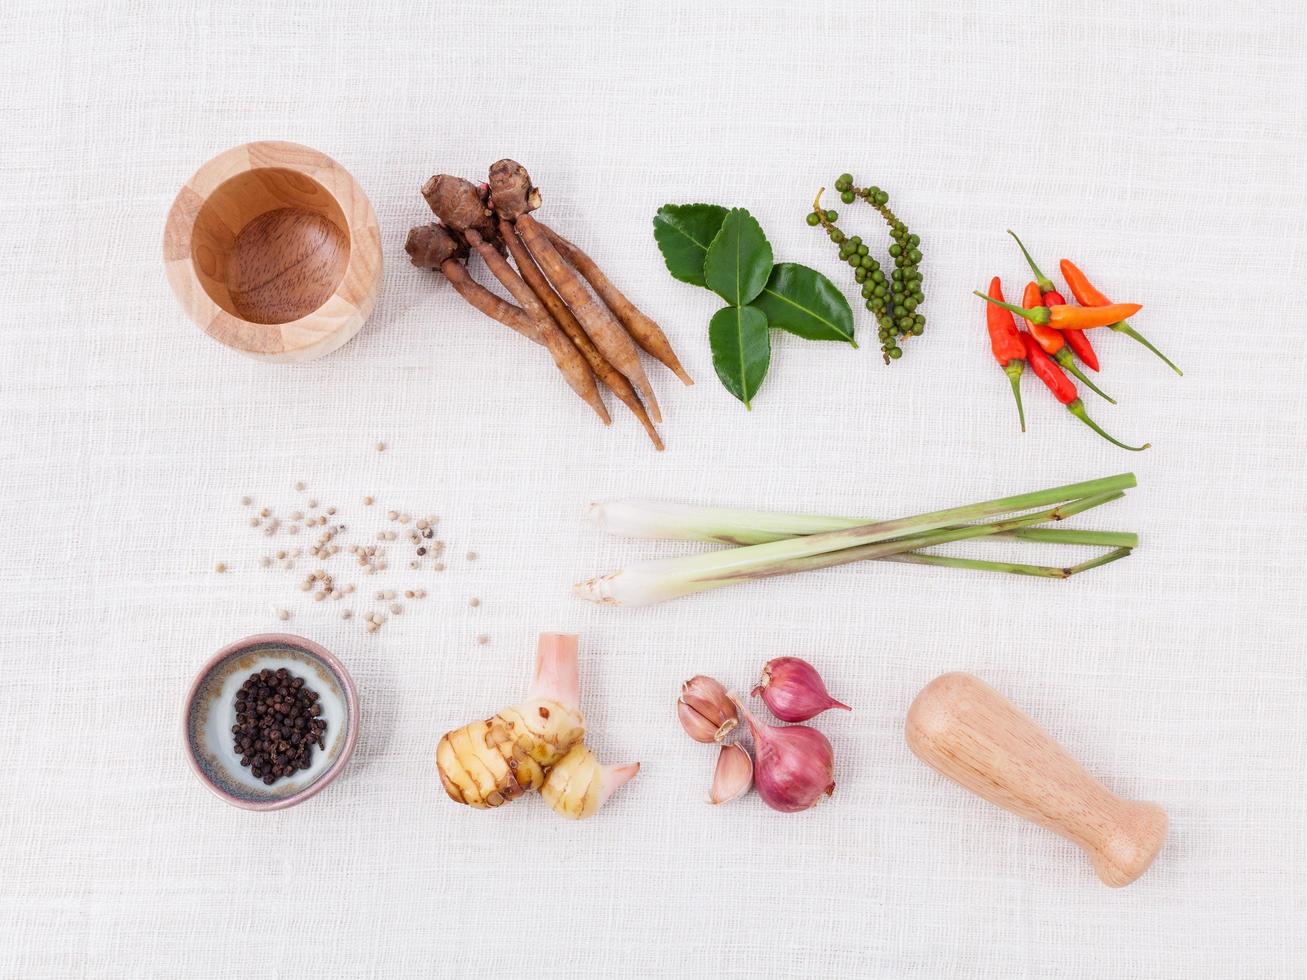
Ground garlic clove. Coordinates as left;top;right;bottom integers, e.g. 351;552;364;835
681;675;733;716
677;675;739;742
678;698;723;743
708;743;753;805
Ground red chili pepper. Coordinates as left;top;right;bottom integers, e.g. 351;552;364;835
1021;281;1115;404
1060;258;1182;376
1021;334;1149;451
1007;231;1099;371
983;276;1026;432
974;291;1141;330
1059;300;1100;371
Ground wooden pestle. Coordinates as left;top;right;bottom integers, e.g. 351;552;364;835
905;672;1167;887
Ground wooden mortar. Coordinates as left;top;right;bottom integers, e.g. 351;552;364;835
163;141;382;362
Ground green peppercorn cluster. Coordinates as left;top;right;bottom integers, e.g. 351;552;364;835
807;175;925;362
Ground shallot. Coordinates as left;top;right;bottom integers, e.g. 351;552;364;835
738;700;835;813
752;657;850;723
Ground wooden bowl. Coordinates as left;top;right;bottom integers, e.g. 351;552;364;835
163;141;382;362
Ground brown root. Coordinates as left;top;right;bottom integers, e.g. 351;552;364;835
441;261;540;345
500;220;664;450
405;222;465;269
542;224;693;386
488;159;542;220
421;175;497;240
464;228;610;426
514;214;663;423
408;224;539;344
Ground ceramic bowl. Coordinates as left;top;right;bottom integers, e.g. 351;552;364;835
182;633;359;810
162;140;382;362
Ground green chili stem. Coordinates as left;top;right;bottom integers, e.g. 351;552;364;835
1007;230;1055;292
1004;361;1027;432
974;291;1050;325
1067;400;1150;452
1054;349;1116;404
1111;321;1183;376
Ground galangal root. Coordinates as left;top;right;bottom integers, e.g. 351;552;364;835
406;162;689;449
436;633;638;820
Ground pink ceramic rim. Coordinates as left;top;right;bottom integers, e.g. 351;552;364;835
181;632;360;811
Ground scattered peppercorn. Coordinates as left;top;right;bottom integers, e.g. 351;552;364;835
232;461;479;634
233;668;327;786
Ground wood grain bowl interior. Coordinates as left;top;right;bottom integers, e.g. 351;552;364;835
164;141;382;362
194;169;350;324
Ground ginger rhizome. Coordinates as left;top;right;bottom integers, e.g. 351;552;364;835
541;744;640;820
406;160;690;449
436;633;638;819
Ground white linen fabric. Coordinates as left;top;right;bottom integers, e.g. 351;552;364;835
2;0;1305;976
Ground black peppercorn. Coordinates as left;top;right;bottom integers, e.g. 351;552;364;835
231;668;327;786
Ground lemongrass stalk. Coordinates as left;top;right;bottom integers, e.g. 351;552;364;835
574;492;1124;606
1062;546;1134;576
589;500;1137;551
1003;527;1136;548
863;524;1136;550
757;493;1123;581
588;473;1135;546
881;553;1076;578
586;499;862;545
882;546;1132;578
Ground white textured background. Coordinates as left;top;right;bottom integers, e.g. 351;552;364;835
2;0;1305;976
